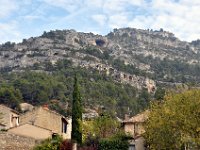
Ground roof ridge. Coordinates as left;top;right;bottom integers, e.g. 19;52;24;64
0;104;19;114
9;123;53;132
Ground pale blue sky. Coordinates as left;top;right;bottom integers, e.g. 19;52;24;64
0;0;200;43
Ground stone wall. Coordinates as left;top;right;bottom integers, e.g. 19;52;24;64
0;131;36;150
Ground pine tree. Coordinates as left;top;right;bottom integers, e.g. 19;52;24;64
71;75;82;144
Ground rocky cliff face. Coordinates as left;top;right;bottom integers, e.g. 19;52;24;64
107;28;200;65
0;28;200;90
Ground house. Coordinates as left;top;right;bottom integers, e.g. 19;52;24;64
8;105;72;140
0;104;19;129
122;110;149;150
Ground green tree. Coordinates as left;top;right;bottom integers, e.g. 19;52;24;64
144;89;200;149
71;75;83;144
98;134;129;150
0;86;22;109
82;115;130;149
138;88;151;110
83;114;121;141
154;87;165;101
93;114;120;139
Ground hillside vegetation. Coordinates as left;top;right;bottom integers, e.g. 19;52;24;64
0;59;156;118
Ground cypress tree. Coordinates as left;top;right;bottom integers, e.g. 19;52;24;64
71;75;82;144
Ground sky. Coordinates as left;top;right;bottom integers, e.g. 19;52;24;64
0;0;200;44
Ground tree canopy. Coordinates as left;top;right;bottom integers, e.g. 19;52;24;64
83;113;121;141
144;89;200;149
0;85;22;110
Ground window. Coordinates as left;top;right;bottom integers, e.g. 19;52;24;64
134;123;139;135
61;118;68;134
63;123;67;133
62;121;67;133
129;144;135;150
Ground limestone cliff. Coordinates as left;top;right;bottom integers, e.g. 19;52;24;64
0;27;200;90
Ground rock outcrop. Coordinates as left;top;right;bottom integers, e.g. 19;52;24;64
0;27;200;90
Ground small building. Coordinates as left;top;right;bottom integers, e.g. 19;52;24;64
0;104;19;129
8;106;71;140
122;110;149;150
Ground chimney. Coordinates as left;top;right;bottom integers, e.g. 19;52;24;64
43;104;49;110
125;114;130;121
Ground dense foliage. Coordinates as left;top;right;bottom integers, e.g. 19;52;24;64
33;135;63;150
83;114;121;141
144;89;200;149
0;85;22;110
0;59;152;117
98;133;130;150
33;137;74;150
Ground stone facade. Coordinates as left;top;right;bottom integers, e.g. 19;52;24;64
0;131;36;150
0;105;19;129
19;106;71;139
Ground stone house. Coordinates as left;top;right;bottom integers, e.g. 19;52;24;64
8;106;71;140
122;110;149;150
0;105;19;129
